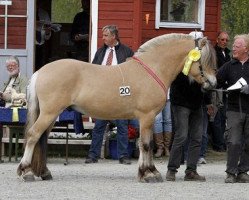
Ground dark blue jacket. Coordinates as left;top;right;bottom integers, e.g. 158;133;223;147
92;43;134;65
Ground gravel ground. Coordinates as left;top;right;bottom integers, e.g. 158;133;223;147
0;155;249;200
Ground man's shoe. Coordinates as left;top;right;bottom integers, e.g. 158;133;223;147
198;157;207;164
237;173;249;183
184;171;206;182
119;157;131;165
225;173;237;183
85;156;98;164
166;170;176;181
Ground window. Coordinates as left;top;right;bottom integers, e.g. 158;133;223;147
0;0;27;49
51;0;82;23
155;0;205;30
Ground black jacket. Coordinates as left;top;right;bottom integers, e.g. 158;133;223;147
217;58;249;113
92;43;134;65
170;73;205;110
70;11;90;51
214;45;231;69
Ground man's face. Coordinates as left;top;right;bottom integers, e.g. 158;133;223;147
217;33;229;49
102;29;116;47
232;38;248;61
6;62;19;77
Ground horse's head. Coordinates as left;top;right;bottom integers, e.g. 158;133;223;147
187;37;217;90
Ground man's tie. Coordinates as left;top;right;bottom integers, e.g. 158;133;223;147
106;49;113;65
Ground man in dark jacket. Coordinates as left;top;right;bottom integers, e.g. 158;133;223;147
215;31;231;68
209;31;231;152
166;72;206;182
85;25;134;165
217;34;249;183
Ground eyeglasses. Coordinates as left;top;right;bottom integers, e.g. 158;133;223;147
6;63;17;68
220;38;229;42
233;45;246;49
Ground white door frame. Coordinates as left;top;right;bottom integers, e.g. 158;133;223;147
90;0;98;62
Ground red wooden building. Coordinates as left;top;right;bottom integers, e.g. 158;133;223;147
0;0;221;87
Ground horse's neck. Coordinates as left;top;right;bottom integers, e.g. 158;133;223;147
138;50;187;88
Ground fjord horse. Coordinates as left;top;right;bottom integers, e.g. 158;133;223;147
17;33;217;182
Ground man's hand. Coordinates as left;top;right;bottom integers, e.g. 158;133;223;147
241;84;249;94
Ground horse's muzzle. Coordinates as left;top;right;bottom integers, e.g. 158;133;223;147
202;78;217;90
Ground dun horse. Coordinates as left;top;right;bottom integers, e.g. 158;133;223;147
17;33;217;182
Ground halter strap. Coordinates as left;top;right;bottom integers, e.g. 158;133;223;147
194;38;205;79
132;56;167;97
195;38;201;50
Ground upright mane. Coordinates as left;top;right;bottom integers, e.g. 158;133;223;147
136;33;193;54
199;38;217;70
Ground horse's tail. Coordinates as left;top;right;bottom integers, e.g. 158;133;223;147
25;72;39;134
24;72;49;177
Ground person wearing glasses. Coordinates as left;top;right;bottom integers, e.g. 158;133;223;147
209;31;231;153
217;34;249;183
0;56;28;108
215;31;231;69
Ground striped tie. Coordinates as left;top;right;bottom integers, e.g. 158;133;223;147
106;49;113;65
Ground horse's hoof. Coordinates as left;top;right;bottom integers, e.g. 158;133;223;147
154;171;163;182
21;171;35;182
17;164;22;176
41;169;53;180
41;173;53;180
144;175;163;183
138;170;163;183
41;174;53;180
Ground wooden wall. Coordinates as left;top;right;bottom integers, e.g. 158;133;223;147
97;0;221;51
97;0;135;48
141;0;221;46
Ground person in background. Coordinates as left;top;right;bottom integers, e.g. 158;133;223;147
209;31;231;152
153;90;172;158
0;56;28;108
35;0;52;69
70;0;90;61
85;25;134;165
217;33;249;183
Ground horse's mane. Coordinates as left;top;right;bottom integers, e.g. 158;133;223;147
136;33;193;54
136;33;217;70
200;39;217;70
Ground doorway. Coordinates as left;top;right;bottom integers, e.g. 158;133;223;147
35;0;91;71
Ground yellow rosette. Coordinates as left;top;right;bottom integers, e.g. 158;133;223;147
182;48;201;75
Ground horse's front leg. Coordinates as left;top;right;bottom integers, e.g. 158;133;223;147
137;116;163;183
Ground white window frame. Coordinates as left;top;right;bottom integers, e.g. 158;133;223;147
155;0;205;30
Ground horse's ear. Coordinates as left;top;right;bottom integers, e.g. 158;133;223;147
200;37;208;48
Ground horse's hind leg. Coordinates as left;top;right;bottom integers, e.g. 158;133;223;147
137;115;163;183
17;115;55;181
